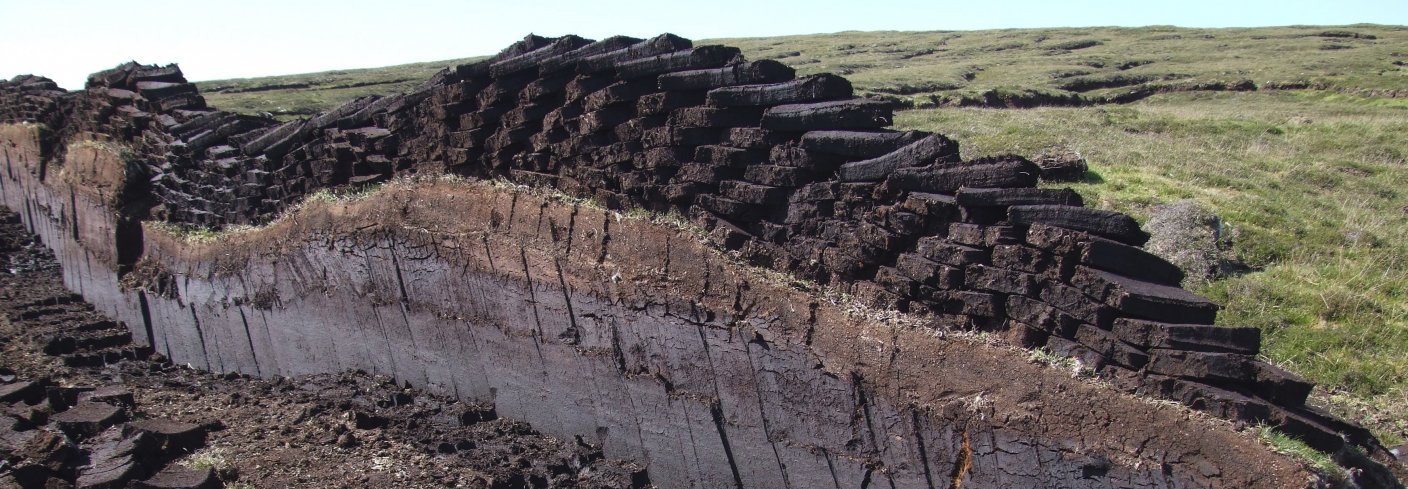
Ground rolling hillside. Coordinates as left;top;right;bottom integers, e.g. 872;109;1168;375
193;25;1408;445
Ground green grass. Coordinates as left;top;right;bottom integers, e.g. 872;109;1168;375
717;24;1408;106
895;91;1408;444
187;25;1408;444
1255;424;1344;481
197;56;485;120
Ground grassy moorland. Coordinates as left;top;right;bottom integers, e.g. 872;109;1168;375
194;25;1408;443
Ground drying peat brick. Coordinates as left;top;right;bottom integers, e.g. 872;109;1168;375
1005;295;1081;338
241;120;309;159
0;380;44;404
1110;318;1259;354
75;430;153;489
875;266;920;298
901;193;960;221
489;35;595;77
915;237;989;266
719;180;786;205
52;402;127;439
612;116;665;142
576;34;694;74
695;145;764;168
1008;205;1150;246
1270;408;1347;454
965;265;1039;296
134;465;220;489
658;60;796;90
1251;362;1314;406
761;99;893;131
696;195;760;221
743;164;813;187
615;46;742;79
790;182;837;202
1003;320;1052;348
722;127;788;150
641;147;691;169
134;81;197;100
783;201;831;224
1039;280;1116;328
637;91;706;116
948;223;1023;248
992;244;1069;279
955;187;1083;207
837;134;960;182
131;64;184;84
537;35;648;74
706;74;853;106
641;125;718;148
869;206;924;236
944;291;1001;317
671;107;764;128
676;162;739;184
856;221;905;253
1074;325;1150;369
579;107;635;134
564;74;617;102
126;418;208;453
895;253;964;288
800;130;928;159
886;157;1040;193
1138;375;1273;423
1147;350;1254;383
1025;222;1096;255
519;75;574;102
1071;267;1219;324
1078;238;1185;287
583;79;659;111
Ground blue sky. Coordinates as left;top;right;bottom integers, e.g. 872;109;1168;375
2;0;1405;89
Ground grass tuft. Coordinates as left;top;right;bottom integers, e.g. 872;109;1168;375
1253;424;1344;481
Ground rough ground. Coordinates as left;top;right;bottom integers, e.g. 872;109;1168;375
0;208;652;488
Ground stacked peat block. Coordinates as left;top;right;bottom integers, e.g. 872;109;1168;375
0;34;1383;458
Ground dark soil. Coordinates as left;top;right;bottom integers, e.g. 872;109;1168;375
0;209;652;488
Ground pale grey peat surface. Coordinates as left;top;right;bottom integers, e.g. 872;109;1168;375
1;33;1403;487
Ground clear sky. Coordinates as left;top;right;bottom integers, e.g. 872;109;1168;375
2;0;1405;90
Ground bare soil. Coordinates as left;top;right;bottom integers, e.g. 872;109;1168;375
0;209;652;488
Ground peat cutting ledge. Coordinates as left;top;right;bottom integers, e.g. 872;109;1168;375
0;33;1403;487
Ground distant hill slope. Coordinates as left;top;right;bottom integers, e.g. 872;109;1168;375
196;25;1408;117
